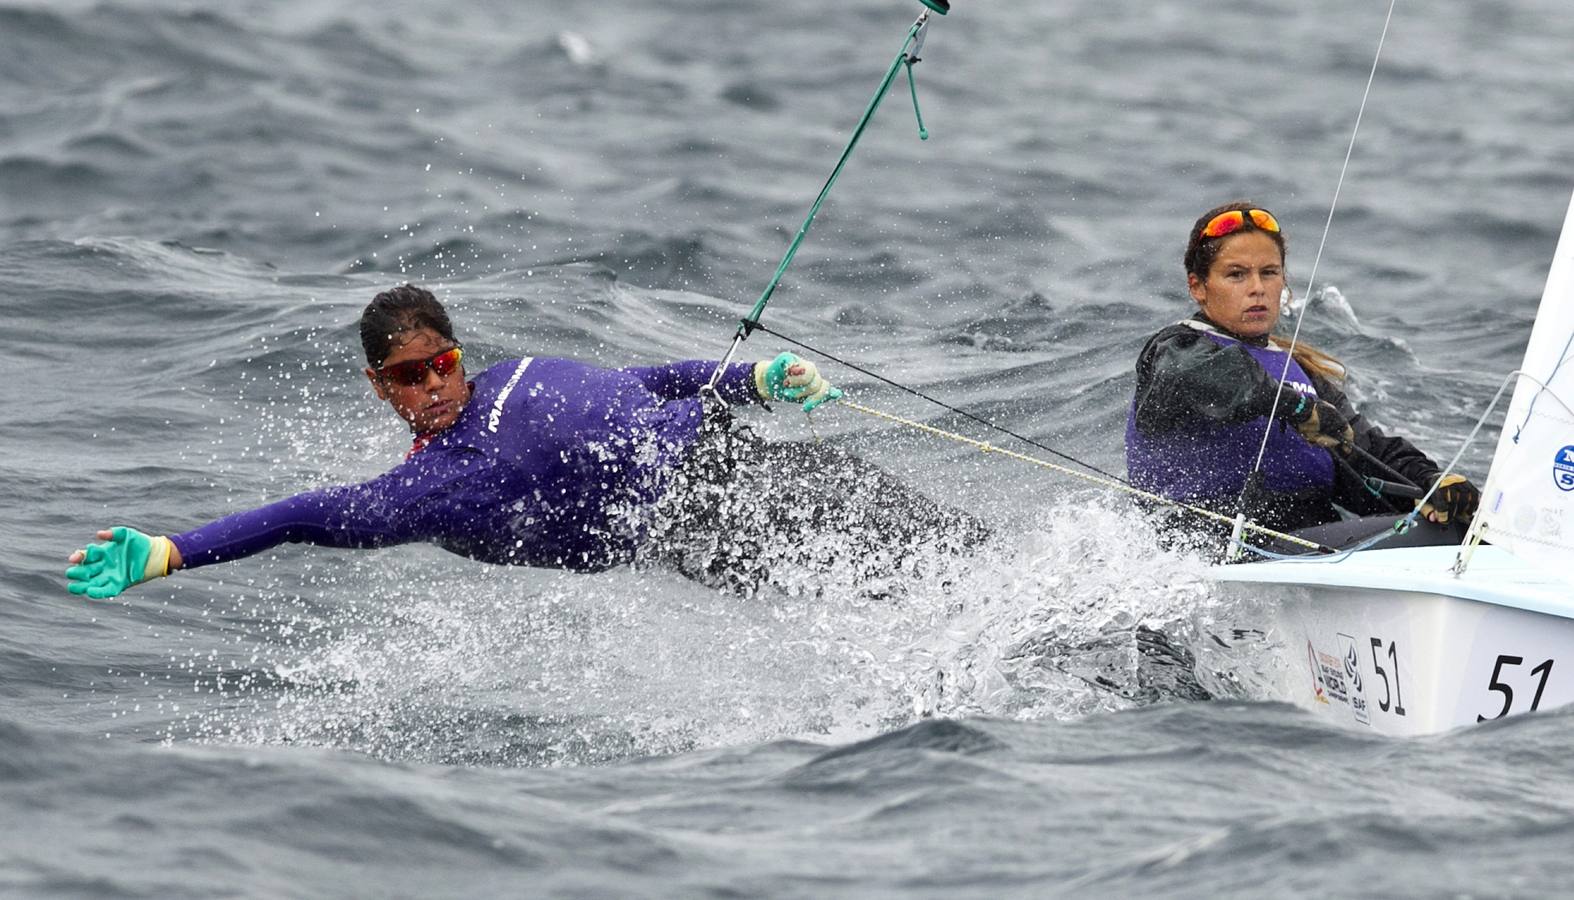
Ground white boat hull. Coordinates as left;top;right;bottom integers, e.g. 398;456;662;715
1210;546;1574;735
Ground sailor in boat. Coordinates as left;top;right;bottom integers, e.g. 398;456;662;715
1126;201;1482;550
66;285;984;600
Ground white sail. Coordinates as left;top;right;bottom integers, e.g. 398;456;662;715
1471;189;1574;579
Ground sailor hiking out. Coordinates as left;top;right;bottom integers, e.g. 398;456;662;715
66;286;985;600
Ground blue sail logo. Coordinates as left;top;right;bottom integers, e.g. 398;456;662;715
1555;445;1574;492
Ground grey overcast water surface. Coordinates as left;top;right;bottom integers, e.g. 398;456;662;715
4;1;1574;896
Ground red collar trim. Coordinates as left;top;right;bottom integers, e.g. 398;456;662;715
407;431;439;459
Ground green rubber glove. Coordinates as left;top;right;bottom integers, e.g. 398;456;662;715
754;352;843;412
66;526;174;599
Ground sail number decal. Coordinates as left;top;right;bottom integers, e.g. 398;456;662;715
1477;654;1556;722
1369;637;1407;717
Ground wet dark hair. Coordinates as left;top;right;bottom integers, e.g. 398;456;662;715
1183;199;1288;280
359;284;456;366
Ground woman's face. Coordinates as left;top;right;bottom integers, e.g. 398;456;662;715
364;327;471;434
1187;230;1285;339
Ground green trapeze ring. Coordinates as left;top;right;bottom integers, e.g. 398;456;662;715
917;0;949;14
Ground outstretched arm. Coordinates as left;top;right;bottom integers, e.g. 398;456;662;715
165;483;419;570
619;360;758;404
65;476;430;599
621;354;842;411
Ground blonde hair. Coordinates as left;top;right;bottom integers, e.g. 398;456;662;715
1289;341;1346;385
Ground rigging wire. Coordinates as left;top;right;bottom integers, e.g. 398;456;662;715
1454;369;1574;573
705;10;935;390
839;398;1329;551
699;2;1405;558
1226;0;1401;560
1233;369;1574;565
1246;0;1401;480
750;318;1335;551
748;321;1122;482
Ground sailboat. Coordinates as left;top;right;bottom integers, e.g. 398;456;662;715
1209;192;1574;736
678;0;1566;736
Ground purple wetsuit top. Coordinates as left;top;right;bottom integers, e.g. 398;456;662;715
169;358;758;573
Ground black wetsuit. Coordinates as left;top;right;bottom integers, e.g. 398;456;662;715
1127;314;1443;536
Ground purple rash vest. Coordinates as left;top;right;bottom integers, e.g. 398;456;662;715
169;358;759;572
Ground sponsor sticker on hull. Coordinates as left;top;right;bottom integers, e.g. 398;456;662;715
1306;641;1328;704
1307;640;1348;705
1306;636;1370;725
1338;632;1371;726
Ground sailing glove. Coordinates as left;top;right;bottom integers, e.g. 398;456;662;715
1418;474;1480;524
66;526;174;599
755;352;843;412
1293;399;1355;456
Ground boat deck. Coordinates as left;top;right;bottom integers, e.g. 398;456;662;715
1211;545;1574;618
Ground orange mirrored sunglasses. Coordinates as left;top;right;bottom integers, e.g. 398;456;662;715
375;346;463;386
1199;208;1280;240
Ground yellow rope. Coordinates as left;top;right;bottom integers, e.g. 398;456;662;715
839;399;1325;552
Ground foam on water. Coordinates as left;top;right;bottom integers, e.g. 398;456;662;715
156;460;1283;768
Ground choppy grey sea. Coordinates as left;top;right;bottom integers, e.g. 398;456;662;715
5;0;1574;896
